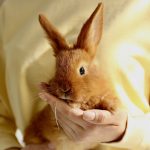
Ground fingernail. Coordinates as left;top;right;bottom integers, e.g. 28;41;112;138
39;93;47;101
83;111;95;121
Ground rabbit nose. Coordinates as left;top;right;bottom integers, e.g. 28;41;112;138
61;88;71;94
58;80;71;95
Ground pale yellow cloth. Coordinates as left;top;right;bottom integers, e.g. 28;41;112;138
0;0;150;150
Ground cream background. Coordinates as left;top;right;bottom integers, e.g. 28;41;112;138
0;0;150;150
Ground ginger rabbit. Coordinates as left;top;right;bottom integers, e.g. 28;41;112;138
24;3;121;150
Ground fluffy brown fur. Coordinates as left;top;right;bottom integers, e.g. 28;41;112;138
24;3;122;150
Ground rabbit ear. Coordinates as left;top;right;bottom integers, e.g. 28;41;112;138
39;14;69;55
75;3;103;58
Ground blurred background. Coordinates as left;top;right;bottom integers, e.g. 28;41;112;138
0;0;150;146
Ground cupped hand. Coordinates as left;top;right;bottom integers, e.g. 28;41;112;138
39;92;127;143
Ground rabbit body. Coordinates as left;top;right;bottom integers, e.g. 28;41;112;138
24;3;121;150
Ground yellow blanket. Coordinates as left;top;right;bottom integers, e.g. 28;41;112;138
0;0;150;149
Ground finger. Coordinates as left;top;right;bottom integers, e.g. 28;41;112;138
39;92;90;128
39;92;76;115
57;107;92;129
83;109;113;124
58;118;76;140
39;92;82;117
39;92;62;104
56;107;90;130
39;92;71;113
57;113;83;133
39;92;77;116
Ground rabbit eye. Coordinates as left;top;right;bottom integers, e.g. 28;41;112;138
79;67;85;75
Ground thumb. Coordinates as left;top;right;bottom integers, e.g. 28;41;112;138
39;92;70;111
83;109;112;124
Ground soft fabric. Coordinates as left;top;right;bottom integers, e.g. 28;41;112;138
0;0;150;149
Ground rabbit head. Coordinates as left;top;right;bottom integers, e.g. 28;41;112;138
39;3;115;108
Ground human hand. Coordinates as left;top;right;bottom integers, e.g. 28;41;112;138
81;108;127;143
39;92;127;143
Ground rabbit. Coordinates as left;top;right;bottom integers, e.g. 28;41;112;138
24;3;122;150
